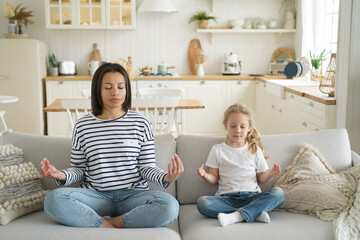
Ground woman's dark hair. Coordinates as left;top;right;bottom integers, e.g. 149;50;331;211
91;63;132;116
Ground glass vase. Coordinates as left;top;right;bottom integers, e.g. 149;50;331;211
7;20;17;34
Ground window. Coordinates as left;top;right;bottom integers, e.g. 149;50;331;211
314;0;339;68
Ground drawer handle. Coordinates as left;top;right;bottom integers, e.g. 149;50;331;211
0;75;7;79
271;105;275;109
302;122;307;127
200;80;206;85
308;102;314;107
237;80;244;85
58;81;64;85
290;94;294;99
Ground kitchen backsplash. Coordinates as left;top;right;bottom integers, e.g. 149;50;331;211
0;0;297;75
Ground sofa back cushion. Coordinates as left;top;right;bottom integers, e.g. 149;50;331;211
176;128;352;204
0;132;177;197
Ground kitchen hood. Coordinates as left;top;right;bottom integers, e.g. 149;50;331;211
137;0;178;13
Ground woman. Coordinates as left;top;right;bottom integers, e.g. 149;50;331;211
40;63;184;228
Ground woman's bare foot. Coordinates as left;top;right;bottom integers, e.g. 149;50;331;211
103;216;125;228
100;217;116;228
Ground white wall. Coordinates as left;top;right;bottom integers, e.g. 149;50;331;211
0;0;296;75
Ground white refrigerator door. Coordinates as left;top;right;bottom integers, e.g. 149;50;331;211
0;39;47;135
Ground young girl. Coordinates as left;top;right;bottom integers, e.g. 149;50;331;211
197;103;284;227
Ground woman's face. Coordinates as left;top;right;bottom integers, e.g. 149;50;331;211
224;112;252;147
100;72;126;112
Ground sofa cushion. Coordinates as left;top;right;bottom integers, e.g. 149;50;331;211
0;144;48;225
0;211;181;240
0;132;177;197
179;204;333;240
260;128;352;191
176;129;352;204
274;143;360;221
176;135;224;204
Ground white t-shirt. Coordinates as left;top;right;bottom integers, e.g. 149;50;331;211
205;142;268;195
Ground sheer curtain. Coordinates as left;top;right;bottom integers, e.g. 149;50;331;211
300;0;339;73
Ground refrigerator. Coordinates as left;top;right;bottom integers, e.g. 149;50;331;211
0;39;47;135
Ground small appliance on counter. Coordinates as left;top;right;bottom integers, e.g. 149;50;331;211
58;61;77;75
268;61;287;75
222;52;242;75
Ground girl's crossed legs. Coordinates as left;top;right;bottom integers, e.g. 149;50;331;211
196;187;284;223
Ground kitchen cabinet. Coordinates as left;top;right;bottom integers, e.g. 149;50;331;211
294;93;336;132
45;0;136;29
254;81;269;134
225;80;255;111
46;80;91;136
264;94;289;134
182;80;226;136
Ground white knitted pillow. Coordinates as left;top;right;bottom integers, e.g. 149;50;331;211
0;144;48;225
274;143;360;221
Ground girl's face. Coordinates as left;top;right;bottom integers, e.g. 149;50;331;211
224;112;252;147
100;72;126;113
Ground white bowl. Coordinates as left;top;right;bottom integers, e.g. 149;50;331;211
229;19;244;28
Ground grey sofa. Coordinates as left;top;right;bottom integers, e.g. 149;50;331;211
1;128;359;240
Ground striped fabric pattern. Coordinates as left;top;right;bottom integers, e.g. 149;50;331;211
58;110;170;191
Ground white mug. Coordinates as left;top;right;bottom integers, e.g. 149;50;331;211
88;61;100;75
195;64;204;76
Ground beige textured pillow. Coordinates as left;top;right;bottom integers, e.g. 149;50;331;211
0;144;48;225
274;143;360;221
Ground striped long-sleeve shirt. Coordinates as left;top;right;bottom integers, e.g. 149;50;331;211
56;110;170;191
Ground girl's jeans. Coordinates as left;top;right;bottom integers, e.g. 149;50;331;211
44;187;179;228
196;187;285;223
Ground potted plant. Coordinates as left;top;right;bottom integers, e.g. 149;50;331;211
309;49;330;77
48;53;58;76
188;9;217;29
2;2;34;35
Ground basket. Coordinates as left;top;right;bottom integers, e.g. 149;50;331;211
319;53;336;97
4;33;30;39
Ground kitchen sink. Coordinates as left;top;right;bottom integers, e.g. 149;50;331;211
266;79;320;99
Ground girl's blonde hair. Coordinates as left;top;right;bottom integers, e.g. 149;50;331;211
223;103;269;159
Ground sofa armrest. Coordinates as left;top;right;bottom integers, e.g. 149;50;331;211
352;151;360;166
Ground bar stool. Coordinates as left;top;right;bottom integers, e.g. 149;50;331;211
0;95;19;135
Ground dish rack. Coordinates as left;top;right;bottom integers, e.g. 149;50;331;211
319;53;336;97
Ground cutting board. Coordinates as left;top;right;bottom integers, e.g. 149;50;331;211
188;39;202;75
89;43;101;62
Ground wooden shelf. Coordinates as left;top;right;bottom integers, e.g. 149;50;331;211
197;28;296;43
197;28;296;33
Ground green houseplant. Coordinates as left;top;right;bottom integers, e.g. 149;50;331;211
309;49;327;69
188;10;217;29
48;53;58;76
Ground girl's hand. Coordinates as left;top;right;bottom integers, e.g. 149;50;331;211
198;164;207;179
163;154;184;183
40;158;66;181
269;163;281;178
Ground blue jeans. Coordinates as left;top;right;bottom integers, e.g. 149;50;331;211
197;187;285;222
44;187;179;228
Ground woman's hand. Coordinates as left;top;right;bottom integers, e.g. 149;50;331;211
40;158;66;181
163;154;184;183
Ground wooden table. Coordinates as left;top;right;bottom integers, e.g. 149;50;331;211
44;98;205;112
44;98;205;136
